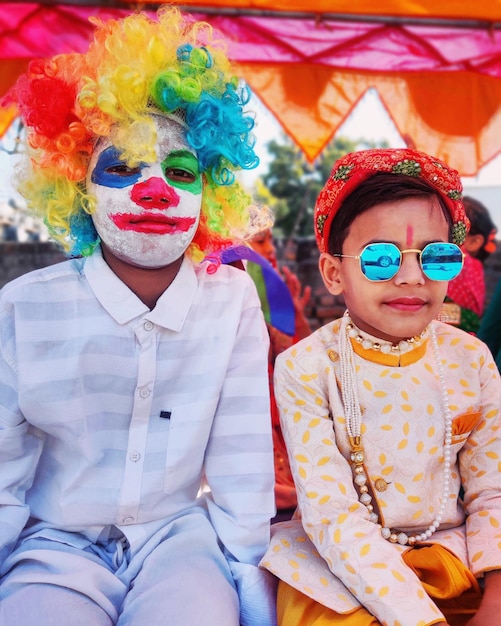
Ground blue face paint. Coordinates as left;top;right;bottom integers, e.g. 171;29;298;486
90;146;144;188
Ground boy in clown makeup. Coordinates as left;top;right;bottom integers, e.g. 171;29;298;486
260;148;501;626
0;8;276;626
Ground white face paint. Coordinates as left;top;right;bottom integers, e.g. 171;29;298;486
87;115;203;268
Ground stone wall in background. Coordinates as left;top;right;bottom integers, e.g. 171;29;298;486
281;237;346;331
0;242;66;289
1;239;501;332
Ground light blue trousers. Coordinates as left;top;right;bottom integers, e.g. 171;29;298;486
0;512;240;625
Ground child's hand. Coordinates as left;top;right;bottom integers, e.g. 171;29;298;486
467;609;498;625
466;570;501;625
466;603;501;625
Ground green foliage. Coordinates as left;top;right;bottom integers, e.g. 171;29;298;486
254;133;389;237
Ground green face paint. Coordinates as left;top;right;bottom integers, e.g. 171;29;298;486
161;151;202;194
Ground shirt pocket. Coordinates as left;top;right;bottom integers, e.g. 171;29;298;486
163;399;218;494
451;411;482;446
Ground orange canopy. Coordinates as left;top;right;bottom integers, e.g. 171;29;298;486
1;1;501;175
159;1;501;21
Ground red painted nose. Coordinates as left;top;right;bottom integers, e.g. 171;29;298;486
130;177;180;210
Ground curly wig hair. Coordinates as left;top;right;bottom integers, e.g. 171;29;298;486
7;7;259;260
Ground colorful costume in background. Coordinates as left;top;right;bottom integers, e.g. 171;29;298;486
444;253;485;333
0;9;276;625
443;196;496;335
220;245;298;512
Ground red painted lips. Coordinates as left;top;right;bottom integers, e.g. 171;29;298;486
110;212;196;234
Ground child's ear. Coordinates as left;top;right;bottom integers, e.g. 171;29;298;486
319;252;344;296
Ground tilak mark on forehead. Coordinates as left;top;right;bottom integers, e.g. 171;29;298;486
406;225;414;247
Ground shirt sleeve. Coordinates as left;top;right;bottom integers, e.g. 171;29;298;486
0;295;44;563
203;275;277;626
273;343;445;626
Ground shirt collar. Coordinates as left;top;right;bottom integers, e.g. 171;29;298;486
148;259;198;331
85;247;198;331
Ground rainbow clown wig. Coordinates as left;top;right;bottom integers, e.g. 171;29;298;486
6;7;259;261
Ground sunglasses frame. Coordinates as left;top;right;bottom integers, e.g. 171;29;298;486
333;242;464;282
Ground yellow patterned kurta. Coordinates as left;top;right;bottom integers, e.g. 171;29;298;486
260;318;501;626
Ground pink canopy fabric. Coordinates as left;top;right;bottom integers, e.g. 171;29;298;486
2;2;501;174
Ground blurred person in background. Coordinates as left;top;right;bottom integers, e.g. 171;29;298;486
442;196;497;333
247;208;312;518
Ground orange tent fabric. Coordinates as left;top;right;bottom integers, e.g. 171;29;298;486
238;64;501;174
1;2;501;174
156;1;501;22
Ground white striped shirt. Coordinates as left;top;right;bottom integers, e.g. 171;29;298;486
0;248;275;571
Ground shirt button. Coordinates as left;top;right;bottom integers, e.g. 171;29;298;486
375;478;388;492
122;517;135;524
144;321;153;331
139;388;150;399
129;451;141;462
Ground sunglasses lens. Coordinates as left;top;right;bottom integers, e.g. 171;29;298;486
421;243;463;281
360;243;401;281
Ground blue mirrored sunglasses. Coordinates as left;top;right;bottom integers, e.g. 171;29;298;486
334;242;464;282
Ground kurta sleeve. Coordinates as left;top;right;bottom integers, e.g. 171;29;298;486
272;339;445;626
203;275;277;626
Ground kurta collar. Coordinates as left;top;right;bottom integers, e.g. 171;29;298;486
350;337;428;366
85;247;198;331
347;323;429;367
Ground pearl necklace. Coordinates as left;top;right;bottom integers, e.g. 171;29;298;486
339;312;452;546
346;324;427;356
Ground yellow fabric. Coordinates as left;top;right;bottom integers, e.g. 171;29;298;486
277;544;482;626
277;582;378;626
451;411;482;436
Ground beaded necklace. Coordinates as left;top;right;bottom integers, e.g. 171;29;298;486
338;312;452;546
